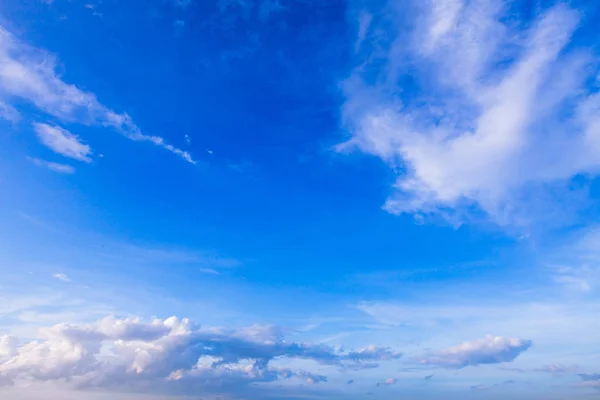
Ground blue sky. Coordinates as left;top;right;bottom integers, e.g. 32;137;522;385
1;0;600;399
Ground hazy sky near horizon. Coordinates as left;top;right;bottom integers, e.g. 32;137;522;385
1;0;600;399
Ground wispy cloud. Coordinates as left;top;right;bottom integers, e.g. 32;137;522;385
172;0;193;9
198;268;220;275
28;157;75;174
0;26;194;164
33;123;92;163
52;273;71;282
548;226;600;293
339;1;600;227
535;364;579;375
0;99;19;122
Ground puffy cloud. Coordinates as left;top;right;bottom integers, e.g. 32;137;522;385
33;123;92;163
339;0;600;227
0;336;17;360
0;26;194;164
417;335;531;368
28;157;75;174
0;316;400;395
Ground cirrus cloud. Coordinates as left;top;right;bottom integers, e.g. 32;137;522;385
339;0;600;227
28;157;75;174
0;25;194;164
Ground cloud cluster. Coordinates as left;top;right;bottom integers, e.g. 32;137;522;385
0;316;400;395
0;25;194;164
339;0;600;227
417;335;531;368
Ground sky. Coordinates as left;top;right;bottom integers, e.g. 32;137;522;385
0;0;600;399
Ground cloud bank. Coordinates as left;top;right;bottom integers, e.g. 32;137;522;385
0;316;401;396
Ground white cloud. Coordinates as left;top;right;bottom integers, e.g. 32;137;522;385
52;273;72;282
0;26;194;164
33;123;92;162
198;268;219;275
172;0;192;8
553;274;591;293
357;298;600;361
535;363;579;374
29;157;75;174
0;99;19;122
417;335;532;368
354;11;372;53
0;336;17;360
0;315;400;395
548;226;600;293
339;1;600;227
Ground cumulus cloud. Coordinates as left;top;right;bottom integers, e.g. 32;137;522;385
0;336;17;360
417;335;531;368
339;0;600;227
0;316;400;395
0;26;194;164
33;123;92;162
28;157;75;174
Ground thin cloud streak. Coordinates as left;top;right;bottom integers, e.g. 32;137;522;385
0;26;195;164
